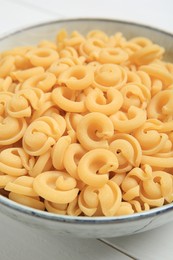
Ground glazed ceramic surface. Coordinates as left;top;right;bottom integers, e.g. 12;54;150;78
0;18;173;238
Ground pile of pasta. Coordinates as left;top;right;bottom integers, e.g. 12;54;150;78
0;29;173;217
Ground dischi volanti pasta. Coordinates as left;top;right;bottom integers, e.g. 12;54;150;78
0;29;173;217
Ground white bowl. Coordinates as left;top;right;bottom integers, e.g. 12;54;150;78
0;18;173;238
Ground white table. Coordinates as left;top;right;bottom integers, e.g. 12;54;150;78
0;1;173;259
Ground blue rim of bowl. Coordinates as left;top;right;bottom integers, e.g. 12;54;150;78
0;18;173;224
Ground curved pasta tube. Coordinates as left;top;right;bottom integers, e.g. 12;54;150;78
140;63;173;86
121;165;152;201
0;116;27;145
64;143;86;180
21;72;56;92
0;147;34;176
120;83;151;111
130;200;150;213
85;87;123;115
26;47;59;68
78;148;118;187
6;88;44;118
110;172;126;186
147;90;173;121
59;46;79;59
140;170;173;206
58;65;94;90
29;150;52;177
0;173;16;188
141;155;173;168
51;136;71;170
0;91;13;116
0;56;15;78
98;47;128;64
76;112;114;150
9;192;45;210
0;77;13;92
92;64;127;91
52;87;86;113
11;67;45;82
79;37;105;61
31;93;60;122
45;197;81;216
87;30;109;41
38;40;57;50
130;44;164;65
115;202;134;216
109;133;142;169
23;115;66;156
45;200;68;215
33;171;79;204
65;112;83;142
133;119;170;155
78;181;122;216
48;57;83;78
110;106;147;133
5;176;38;196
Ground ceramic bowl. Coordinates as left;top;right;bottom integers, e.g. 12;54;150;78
0;18;173;238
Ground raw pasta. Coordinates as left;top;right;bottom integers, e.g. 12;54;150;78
0;29;173;216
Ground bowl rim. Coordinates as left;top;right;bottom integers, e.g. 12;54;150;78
0;17;173;224
0;17;172;41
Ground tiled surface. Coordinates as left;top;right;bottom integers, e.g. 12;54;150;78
0;1;173;259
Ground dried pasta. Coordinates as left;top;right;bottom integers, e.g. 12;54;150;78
0;29;173;217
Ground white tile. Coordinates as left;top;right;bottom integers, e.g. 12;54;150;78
14;0;173;33
107;222;173;260
0;212;129;260
0;0;57;36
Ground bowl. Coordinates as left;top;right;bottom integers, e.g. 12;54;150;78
0;18;173;238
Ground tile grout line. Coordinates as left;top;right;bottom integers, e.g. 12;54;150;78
5;0;66;18
98;239;139;260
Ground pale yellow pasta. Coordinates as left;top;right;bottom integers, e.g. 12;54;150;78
92;64;127;91
23;115;66;155
26;47;59;68
0;173;16;188
97;47;128;64
85;87;123;115
78;148;118;187
33;171;79;204
110;106;147;133
11;67;45;82
76;112;114;150
58;65;94;90
63;143;86;180
120;83;151;111
0;76;13;92
21;72;56;92
0;29;172;217
6;88;44;118
78;180;122;216
0;56;15;78
0;116;27;145
51;135;71;170
0;147;34;176
9;192;45;210
52;87;86;113
28;150;52;177
109;133;142;174
5;176;38;196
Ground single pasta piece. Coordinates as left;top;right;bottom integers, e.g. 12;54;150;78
85;87;123;115
77;148;118;187
0;147;34;176
33;171;79;204
76;112;114;150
